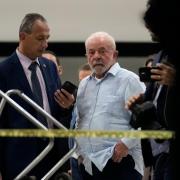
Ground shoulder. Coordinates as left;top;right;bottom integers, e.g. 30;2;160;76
118;67;139;81
0;52;17;72
39;57;57;71
39;57;54;66
117;67;146;91
79;75;90;86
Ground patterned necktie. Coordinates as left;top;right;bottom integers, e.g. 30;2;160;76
29;62;47;126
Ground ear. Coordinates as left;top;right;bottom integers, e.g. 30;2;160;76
19;32;26;41
113;50;119;60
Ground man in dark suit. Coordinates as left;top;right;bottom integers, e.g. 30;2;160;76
0;13;74;179
126;0;179;179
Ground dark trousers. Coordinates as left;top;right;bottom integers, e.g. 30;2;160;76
153;153;173;180
70;157;83;180
80;155;142;180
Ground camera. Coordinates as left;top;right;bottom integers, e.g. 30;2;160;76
61;81;78;95
139;67;160;82
130;101;162;130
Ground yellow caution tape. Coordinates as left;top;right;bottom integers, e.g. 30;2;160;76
0;129;175;139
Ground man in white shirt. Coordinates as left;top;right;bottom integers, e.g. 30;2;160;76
75;32;146;180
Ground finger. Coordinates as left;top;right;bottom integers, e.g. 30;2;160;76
151;68;161;74
158;63;171;69
61;89;71;97
54;90;66;101
54;96;65;107
126;97;137;109
151;74;162;81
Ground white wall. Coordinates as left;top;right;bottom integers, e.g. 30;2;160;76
0;0;150;42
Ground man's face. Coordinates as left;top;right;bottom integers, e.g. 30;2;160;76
86;37;117;79
20;20;50;60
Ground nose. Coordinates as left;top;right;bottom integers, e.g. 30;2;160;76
94;50;101;58
42;39;48;49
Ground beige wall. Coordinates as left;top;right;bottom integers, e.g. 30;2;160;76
0;0;149;42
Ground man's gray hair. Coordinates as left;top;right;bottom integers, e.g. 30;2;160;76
85;31;116;50
19;13;47;34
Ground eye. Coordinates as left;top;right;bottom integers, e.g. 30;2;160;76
87;50;95;56
37;38;44;41
98;49;106;55
37;35;49;42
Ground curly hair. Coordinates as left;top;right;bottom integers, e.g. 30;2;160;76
143;0;179;49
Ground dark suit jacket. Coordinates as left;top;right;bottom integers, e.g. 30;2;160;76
141;51;170;167
0;52;71;179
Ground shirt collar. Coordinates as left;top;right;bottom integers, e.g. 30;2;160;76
16;49;40;70
90;62;121;80
107;62;121;76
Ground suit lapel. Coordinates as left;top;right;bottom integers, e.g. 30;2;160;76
39;60;52;93
10;52;33;98
39;59;54;109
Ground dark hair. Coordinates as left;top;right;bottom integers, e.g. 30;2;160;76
143;0;179;49
19;13;47;34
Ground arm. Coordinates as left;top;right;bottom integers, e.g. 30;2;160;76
121;75;146;148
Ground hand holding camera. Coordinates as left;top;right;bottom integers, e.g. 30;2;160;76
129;101;162;130
139;66;161;82
139;63;176;86
126;94;162;130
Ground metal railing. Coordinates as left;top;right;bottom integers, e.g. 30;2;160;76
0;89;77;180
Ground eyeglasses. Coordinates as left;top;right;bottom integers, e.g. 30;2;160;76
86;48;113;56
